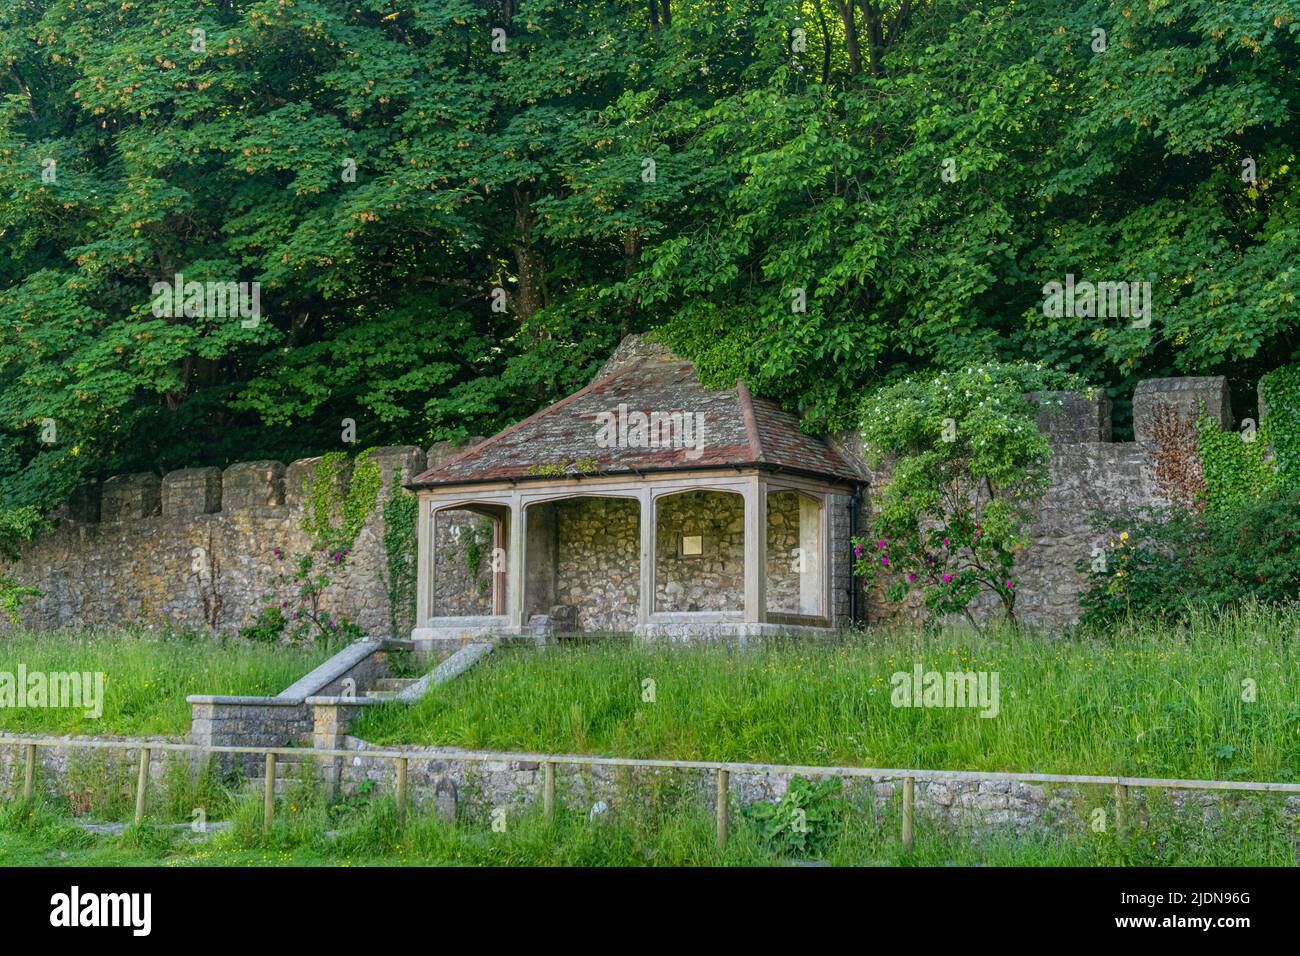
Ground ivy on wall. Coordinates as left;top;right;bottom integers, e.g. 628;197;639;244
1260;366;1300;490
1196;415;1276;514
382;487;418;639
302;450;381;553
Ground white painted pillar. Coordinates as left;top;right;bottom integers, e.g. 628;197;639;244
639;488;655;624
799;496;822;616
416;496;433;630
507;498;526;629
743;475;767;623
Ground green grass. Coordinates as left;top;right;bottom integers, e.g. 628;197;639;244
354;604;1300;782
2;780;1294;867
0;626;335;736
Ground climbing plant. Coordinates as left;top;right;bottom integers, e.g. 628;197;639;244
243;449;381;645
851;363;1084;627
382;486;419;639
1196;414;1277;514
1259;366;1300;490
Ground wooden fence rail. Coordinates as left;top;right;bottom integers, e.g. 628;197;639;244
7;735;1300;848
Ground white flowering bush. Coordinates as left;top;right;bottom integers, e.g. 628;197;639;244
853;363;1086;626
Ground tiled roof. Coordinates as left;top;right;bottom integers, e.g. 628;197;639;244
408;339;860;487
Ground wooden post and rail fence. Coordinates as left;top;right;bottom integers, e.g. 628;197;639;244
9;735;1300;846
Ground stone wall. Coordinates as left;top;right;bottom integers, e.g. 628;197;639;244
553;497;641;632
846;375;1238;628
655;490;745;613
1;441;479;638
322;738;1300;837
433;510;495;617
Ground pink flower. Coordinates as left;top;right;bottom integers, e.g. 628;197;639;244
876;539;887;548
1005;580;1015;588
942;573;952;582
880;556;890;567
906;573;917;582
942;537;949;547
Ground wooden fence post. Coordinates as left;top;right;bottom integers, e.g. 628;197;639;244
263;753;276;833
543;760;555;821
23;744;35;801
134;747;151;825
396;757;408;826
716;769;730;849
902;776;915;849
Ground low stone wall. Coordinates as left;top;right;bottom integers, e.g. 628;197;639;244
0;734;179;806
325;739;1300;836
187;638;408;773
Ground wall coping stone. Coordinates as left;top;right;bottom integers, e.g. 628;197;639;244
276;639;385;701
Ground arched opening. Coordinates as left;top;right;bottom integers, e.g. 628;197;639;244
765;489;825;619
524;494;641;634
432;503;508;617
654;489;745;614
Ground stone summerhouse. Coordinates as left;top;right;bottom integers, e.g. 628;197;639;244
406;338;867;652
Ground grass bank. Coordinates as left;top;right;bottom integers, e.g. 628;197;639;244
354;605;1300;781
0;627;334;736
2;781;1293;868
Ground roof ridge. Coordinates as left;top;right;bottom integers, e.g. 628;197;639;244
735;380;764;461
416;357;649;481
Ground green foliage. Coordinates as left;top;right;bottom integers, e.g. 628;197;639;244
0;0;1294;532
381;488;419;639
238;605;287;644
301;450;380;554
743;775;847;857
258;449;382;643
1078;494;1300;627
1197;414;1277;513
1260;365;1300;488
853;363;1083;624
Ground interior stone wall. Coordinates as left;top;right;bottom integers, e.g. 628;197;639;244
552;497;641;632
432;509;496;617
655;491;744;613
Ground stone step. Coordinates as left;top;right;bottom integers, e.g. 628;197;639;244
363;689;400;700
371;677;419;692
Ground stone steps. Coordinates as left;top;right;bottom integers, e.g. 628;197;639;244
364;677;419;699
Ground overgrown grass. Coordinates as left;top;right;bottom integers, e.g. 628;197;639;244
2;777;1295;867
355;604;1300;781
0;626;334;736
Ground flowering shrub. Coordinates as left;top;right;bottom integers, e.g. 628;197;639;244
852;363;1084;626
242;450;380;645
1078;492;1300;626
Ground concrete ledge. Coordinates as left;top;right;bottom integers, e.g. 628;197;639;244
398;642;494;701
277;639;385;701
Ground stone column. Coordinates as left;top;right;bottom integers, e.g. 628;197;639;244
638;488;655;625
507;500;526;629
799;495;822;616
416;496;433;630
743;475;767;623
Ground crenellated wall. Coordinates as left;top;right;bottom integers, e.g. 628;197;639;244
850;376;1241;628
0;375;1251;635
1;441;483;638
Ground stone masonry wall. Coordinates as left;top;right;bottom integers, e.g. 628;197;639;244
324;737;1300;838
553;497;641;632
1;441;479;638
655;491;744;613
848;375;1236;628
